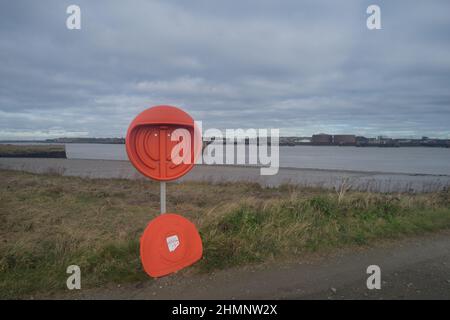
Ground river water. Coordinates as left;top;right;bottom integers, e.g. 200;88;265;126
58;143;450;175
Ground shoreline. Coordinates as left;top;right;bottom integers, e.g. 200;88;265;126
2;139;449;148
1;157;449;193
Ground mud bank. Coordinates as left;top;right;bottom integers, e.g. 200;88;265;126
1;158;449;192
0;144;66;158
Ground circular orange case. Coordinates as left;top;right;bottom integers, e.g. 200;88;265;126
126;105;201;181
140;213;203;278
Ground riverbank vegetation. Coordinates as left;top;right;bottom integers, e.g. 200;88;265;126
0;144;66;158
0;169;449;298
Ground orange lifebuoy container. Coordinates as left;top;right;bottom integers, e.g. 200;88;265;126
140;213;203;278
126;105;203;278
126;105;201;181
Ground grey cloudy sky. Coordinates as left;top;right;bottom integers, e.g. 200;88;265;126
1;0;449;139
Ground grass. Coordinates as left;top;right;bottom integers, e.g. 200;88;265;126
0;169;449;298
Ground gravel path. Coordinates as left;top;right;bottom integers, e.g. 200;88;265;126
55;230;450;300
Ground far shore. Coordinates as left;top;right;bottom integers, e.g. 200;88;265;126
0;144;66;158
2;139;450;148
1;157;449;193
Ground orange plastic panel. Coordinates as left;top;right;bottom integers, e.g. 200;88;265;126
140;213;203;278
126;105;201;181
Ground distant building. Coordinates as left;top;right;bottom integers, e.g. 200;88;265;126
377;136;398;147
297;137;312;143
312;133;332;145
355;136;369;146
367;138;379;145
333;135;356;146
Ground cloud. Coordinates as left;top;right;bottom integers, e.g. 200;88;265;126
135;77;236;98
0;0;449;139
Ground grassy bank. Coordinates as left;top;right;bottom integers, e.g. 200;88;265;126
0;169;449;298
0;144;66;158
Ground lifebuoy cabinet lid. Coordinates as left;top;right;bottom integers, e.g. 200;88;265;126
140;213;203;278
126;105;201;181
